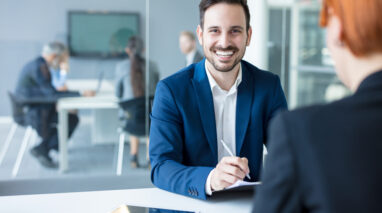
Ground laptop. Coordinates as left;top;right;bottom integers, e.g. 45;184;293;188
95;70;105;94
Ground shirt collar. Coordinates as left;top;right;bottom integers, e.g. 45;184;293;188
205;61;242;93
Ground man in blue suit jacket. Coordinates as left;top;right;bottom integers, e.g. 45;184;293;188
149;0;287;200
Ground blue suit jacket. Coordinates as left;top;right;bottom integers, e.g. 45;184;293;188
149;59;287;200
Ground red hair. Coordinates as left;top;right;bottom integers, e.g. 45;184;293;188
320;0;382;57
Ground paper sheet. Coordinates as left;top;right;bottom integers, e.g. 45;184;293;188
225;180;261;190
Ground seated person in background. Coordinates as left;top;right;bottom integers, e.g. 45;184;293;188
115;36;159;168
14;41;95;168
179;31;204;67
49;54;69;92
149;0;287;200
253;0;382;212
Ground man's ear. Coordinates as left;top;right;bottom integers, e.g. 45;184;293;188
196;25;203;45
246;27;252;46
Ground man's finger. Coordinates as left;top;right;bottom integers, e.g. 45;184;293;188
220;172;239;185
222;156;250;174
220;164;246;180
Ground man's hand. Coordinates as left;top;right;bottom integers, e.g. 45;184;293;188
210;156;250;191
56;85;68;92
59;61;69;72
82;90;96;97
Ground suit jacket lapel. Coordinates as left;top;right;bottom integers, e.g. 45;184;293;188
236;63;254;155
191;59;218;160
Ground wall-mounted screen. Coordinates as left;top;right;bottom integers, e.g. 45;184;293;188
68;11;140;58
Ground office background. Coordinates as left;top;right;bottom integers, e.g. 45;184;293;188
0;0;349;195
0;0;203;116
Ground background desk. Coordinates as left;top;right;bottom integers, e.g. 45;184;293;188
0;187;254;213
58;79;119;172
66;79;119;145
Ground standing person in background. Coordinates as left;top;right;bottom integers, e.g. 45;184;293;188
253;0;382;212
115;36;159;168
15;41;95;168
179;31;204;67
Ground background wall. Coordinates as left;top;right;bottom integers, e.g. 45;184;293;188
148;0;201;79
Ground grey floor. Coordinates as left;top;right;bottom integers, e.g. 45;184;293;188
0;116;153;196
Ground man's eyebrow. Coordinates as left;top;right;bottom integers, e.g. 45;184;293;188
207;26;220;30
231;26;244;30
206;26;245;30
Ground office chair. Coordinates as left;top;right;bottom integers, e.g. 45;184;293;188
116;96;153;176
1;92;56;177
0;92;37;177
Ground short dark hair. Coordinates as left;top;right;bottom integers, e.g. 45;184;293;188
199;0;250;31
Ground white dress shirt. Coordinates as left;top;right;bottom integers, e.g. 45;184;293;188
204;61;242;195
186;49;197;67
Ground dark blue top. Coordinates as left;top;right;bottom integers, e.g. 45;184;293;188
15;57;79;101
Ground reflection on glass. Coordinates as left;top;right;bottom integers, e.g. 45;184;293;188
298;9;326;66
296;72;348;106
286;1;351;108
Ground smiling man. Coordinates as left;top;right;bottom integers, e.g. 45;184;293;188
149;0;287;200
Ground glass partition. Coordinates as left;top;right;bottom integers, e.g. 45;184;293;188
268;0;350;109
0;0;152;194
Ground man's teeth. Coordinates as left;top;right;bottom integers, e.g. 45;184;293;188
216;51;234;56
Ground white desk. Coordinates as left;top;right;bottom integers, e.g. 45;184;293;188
57;80;119;173
0;188;254;213
66;79;115;93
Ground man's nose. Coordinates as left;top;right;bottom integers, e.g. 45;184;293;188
217;33;230;48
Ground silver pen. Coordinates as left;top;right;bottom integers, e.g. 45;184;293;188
220;139;251;180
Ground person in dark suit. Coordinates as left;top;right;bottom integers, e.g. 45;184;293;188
15;42;95;168
150;0;287;200
179;31;204;67
253;0;382;212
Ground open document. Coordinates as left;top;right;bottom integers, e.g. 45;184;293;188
218;180;261;192
226;180;261;189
